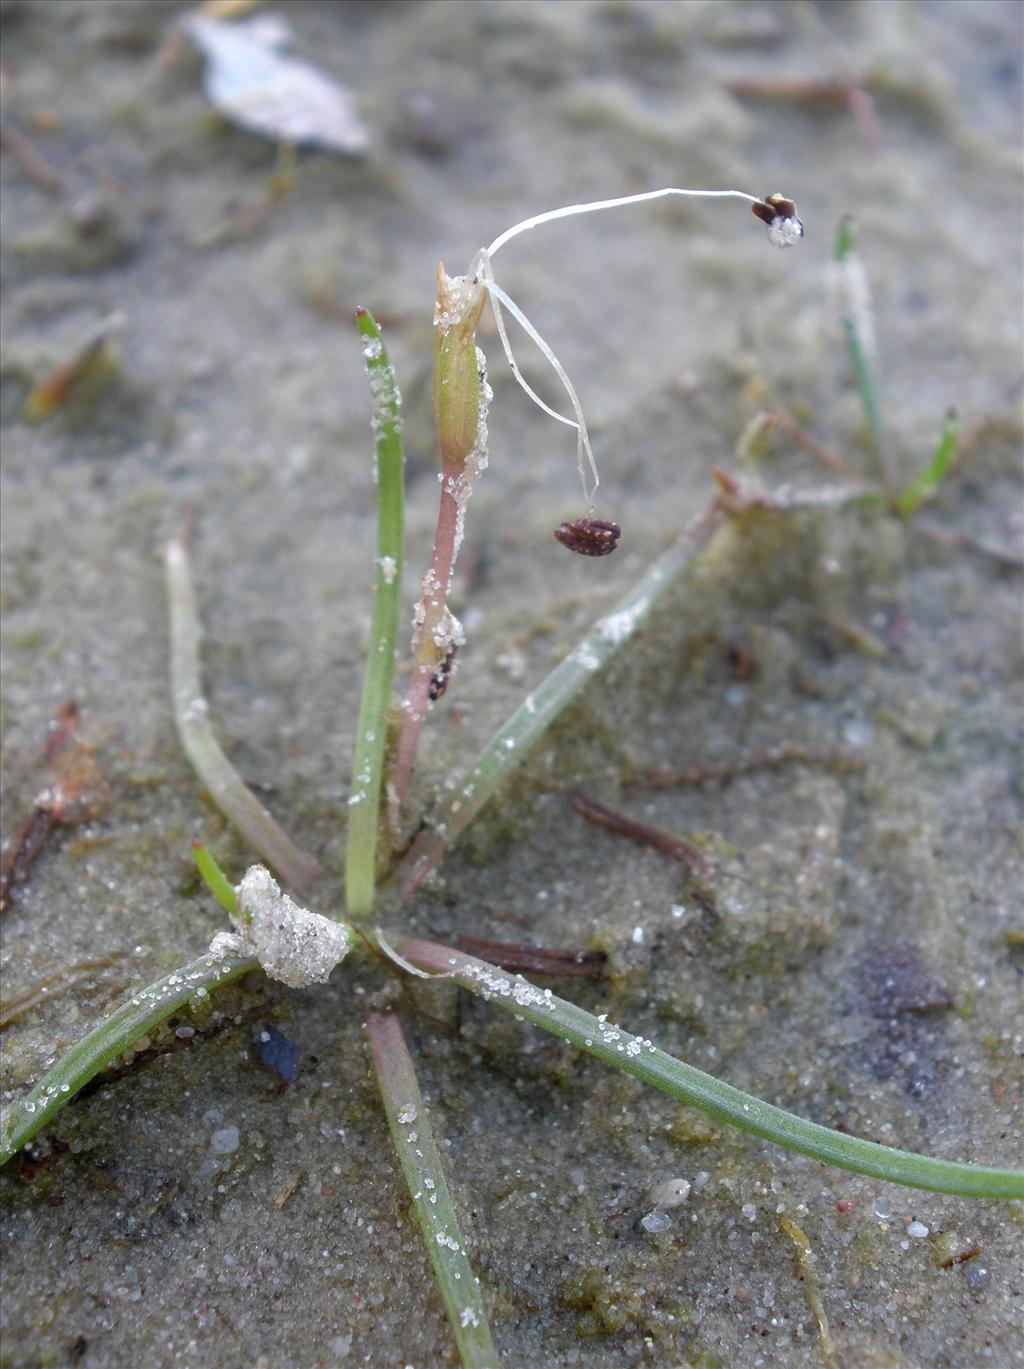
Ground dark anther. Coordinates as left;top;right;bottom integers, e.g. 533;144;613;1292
554;517;622;557
428;644;458;701
751;193;802;231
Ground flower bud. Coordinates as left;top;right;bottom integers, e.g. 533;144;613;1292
432;263;487;468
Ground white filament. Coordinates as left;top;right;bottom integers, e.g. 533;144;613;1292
486;186;761;258
475;251;600;506
476;186;797;509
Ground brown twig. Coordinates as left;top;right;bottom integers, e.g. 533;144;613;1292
725;77;881;150
625;744;865;796
0;809;56;910
452;935;605;977
0;956;126;1030
569;791;712;881
0;118;64;192
936;1242;981;1269
910;522;1024;573
1;703;111;911
194;144;296;247
24;323;123;421
768;406;855;476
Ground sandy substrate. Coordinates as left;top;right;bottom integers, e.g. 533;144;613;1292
1;2;1022;1365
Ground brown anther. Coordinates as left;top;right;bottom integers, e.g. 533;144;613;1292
751;192;798;226
750;194;804;236
428;644;458;701
554;517;622;557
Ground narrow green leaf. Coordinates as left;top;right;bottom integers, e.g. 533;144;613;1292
895;409;959;518
192;840;238;914
345;309;405;918
398;940;1024;1202
1;949;257;1166
366;1011;499;1367
834;215;887;485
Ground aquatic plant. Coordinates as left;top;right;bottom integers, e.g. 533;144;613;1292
2;189;1020;1367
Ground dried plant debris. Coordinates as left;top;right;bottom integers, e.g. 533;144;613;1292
184;14;369;156
0;118;63;193
452;935;606;978
626;743;864;794
23;315;124;422
569;791;712;882
779;1215;838;1369
0;955;126;1031
736;406;853;476
929;1231;982;1269
1;703;110;911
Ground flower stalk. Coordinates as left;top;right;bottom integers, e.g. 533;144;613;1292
390;268;491;809
389;186;803;814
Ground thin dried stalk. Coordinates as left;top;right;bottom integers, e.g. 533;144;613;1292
165;538;321;893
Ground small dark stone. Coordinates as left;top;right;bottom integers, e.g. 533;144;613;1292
864;943;952;1018
254;1025;300;1083
964;1263;991;1293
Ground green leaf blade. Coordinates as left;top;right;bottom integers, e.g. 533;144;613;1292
399;940;1024;1201
345;310;405;918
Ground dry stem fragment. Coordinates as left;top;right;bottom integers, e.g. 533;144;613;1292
452;936;605;978
569;791;712;882
1;702;110;911
626;745;864;795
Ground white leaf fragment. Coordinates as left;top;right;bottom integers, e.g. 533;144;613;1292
185;15;370;156
227;865;352;988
